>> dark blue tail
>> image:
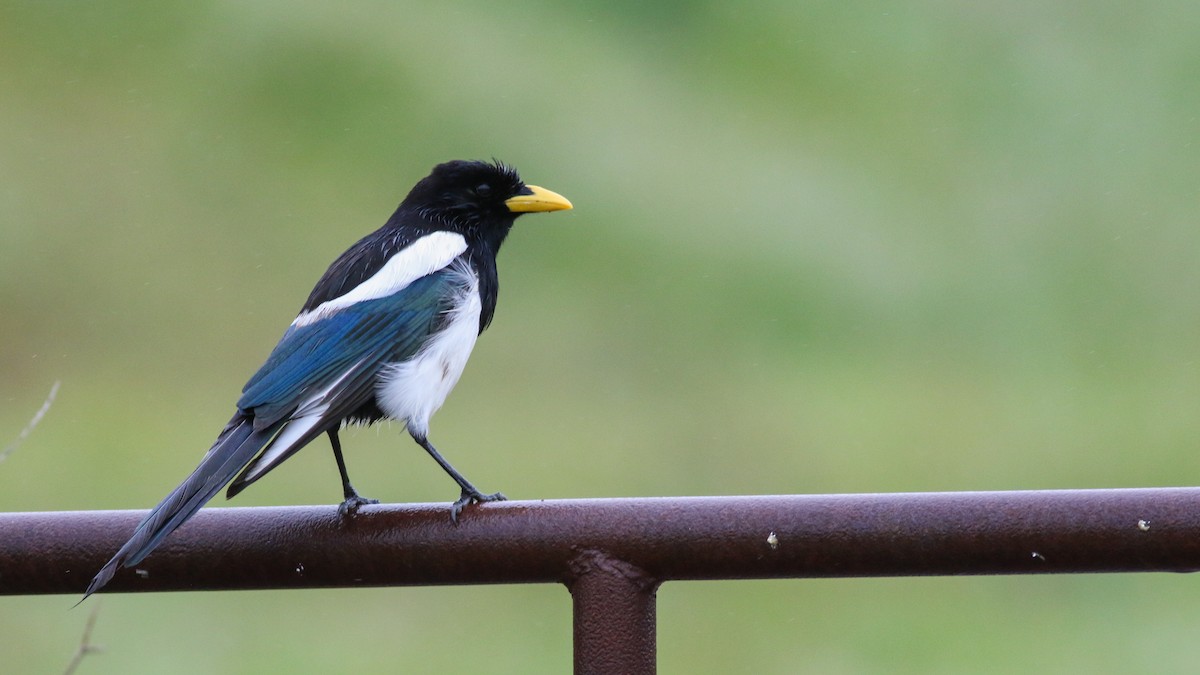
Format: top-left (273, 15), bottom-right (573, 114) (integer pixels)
top-left (82, 413), bottom-right (279, 600)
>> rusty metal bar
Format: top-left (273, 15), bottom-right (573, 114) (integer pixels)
top-left (3, 489), bottom-right (1200, 596)
top-left (567, 549), bottom-right (658, 675)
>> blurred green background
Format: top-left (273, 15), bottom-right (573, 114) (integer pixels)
top-left (3, 1), bottom-right (1199, 672)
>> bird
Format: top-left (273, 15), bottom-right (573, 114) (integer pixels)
top-left (83, 159), bottom-right (572, 599)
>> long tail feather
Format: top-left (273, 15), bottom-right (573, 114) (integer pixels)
top-left (82, 413), bottom-right (279, 600)
top-left (225, 414), bottom-right (329, 499)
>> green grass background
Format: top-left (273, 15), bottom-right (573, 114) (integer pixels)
top-left (3, 1), bottom-right (1199, 672)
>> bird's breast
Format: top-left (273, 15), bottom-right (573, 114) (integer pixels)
top-left (375, 262), bottom-right (482, 437)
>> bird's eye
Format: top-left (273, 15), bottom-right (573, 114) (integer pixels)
top-left (475, 183), bottom-right (492, 198)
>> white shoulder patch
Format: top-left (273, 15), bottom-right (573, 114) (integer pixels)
top-left (293, 231), bottom-right (468, 327)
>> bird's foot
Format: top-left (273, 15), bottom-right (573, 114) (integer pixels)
top-left (449, 489), bottom-right (507, 525)
top-left (337, 493), bottom-right (380, 517)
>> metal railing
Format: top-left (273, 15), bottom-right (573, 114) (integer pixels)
top-left (4, 489), bottom-right (1200, 674)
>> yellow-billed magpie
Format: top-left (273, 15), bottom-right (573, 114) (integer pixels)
top-left (84, 160), bottom-right (571, 598)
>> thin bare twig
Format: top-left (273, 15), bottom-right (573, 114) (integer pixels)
top-left (62, 603), bottom-right (103, 675)
top-left (0, 380), bottom-right (60, 463)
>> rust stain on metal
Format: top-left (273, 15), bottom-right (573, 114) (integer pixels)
top-left (4, 488), bottom-right (1200, 597)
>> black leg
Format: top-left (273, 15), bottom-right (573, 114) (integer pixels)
top-left (328, 429), bottom-right (378, 516)
top-left (411, 432), bottom-right (505, 524)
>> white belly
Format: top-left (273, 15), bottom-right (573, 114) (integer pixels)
top-left (375, 263), bottom-right (481, 437)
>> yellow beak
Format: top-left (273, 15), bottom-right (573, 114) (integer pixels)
top-left (505, 185), bottom-right (573, 213)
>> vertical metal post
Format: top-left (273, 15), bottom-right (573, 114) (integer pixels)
top-left (568, 549), bottom-right (659, 675)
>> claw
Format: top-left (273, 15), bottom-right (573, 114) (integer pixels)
top-left (449, 489), bottom-right (507, 525)
top-left (337, 494), bottom-right (379, 518)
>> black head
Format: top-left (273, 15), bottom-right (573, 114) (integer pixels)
top-left (400, 160), bottom-right (571, 234)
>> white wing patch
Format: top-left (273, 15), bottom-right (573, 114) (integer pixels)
top-left (376, 259), bottom-right (481, 437)
top-left (292, 231), bottom-right (468, 328)
top-left (237, 361), bottom-right (364, 485)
